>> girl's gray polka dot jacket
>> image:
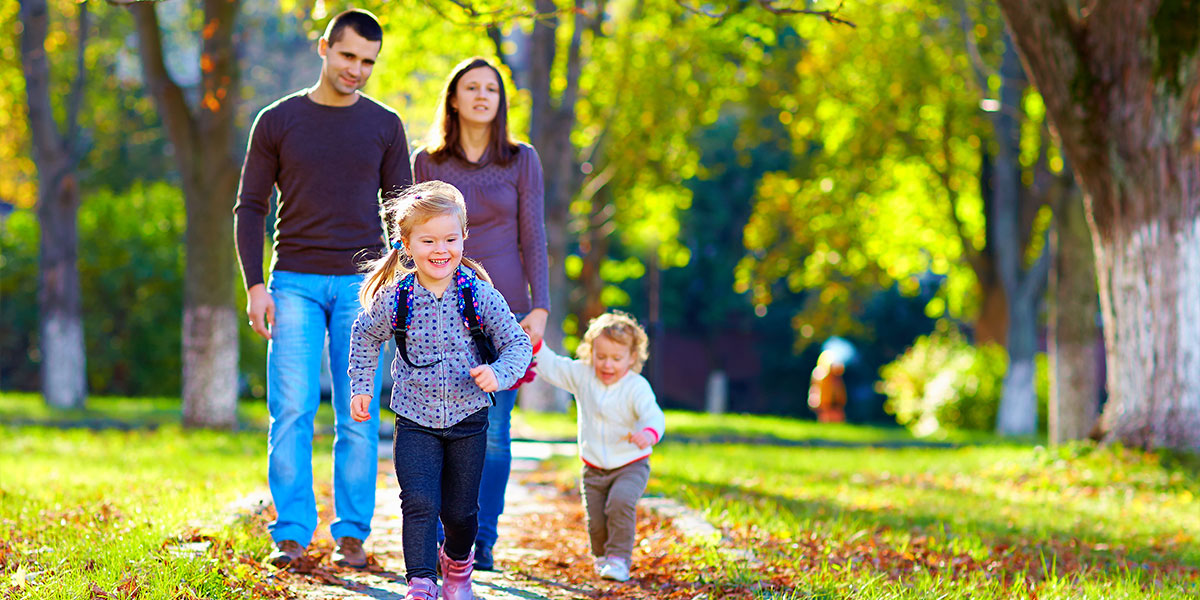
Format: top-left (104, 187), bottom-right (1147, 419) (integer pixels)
top-left (349, 268), bottom-right (533, 429)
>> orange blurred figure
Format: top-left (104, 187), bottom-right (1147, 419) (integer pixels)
top-left (808, 351), bottom-right (847, 423)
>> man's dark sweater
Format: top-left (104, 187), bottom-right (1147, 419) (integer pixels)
top-left (234, 91), bottom-right (412, 289)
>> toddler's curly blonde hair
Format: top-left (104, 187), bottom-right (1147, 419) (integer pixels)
top-left (576, 311), bottom-right (650, 373)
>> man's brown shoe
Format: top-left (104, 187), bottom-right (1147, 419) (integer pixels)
top-left (266, 540), bottom-right (304, 568)
top-left (332, 536), bottom-right (367, 568)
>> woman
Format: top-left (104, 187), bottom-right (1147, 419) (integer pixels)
top-left (412, 56), bottom-right (550, 572)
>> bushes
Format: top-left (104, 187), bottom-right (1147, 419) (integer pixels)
top-left (0, 182), bottom-right (267, 397)
top-left (878, 322), bottom-right (1021, 436)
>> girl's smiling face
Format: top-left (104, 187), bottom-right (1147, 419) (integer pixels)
top-left (404, 214), bottom-right (464, 294)
top-left (591, 334), bottom-right (636, 386)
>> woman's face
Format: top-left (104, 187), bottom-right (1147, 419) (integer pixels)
top-left (450, 66), bottom-right (501, 128)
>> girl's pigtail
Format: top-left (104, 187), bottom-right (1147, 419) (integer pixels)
top-left (359, 245), bottom-right (404, 307)
top-left (461, 257), bottom-right (492, 285)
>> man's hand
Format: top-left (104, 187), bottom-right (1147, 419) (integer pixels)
top-left (470, 364), bottom-right (499, 393)
top-left (247, 283), bottom-right (275, 340)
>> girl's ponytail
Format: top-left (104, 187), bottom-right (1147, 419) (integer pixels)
top-left (359, 248), bottom-right (405, 307)
top-left (461, 257), bottom-right (492, 285)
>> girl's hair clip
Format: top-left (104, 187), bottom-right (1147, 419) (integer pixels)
top-left (391, 241), bottom-right (403, 250)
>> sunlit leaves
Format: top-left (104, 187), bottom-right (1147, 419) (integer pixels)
top-left (736, 0), bottom-right (998, 340)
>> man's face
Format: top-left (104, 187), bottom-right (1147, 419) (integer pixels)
top-left (318, 28), bottom-right (381, 96)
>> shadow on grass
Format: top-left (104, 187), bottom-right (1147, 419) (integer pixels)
top-left (655, 473), bottom-right (1200, 572)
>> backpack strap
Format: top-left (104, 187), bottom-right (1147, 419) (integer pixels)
top-left (456, 267), bottom-right (499, 406)
top-left (392, 274), bottom-right (440, 369)
top-left (459, 277), bottom-right (498, 364)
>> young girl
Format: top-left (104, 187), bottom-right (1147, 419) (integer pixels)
top-left (348, 180), bottom-right (532, 600)
top-left (532, 311), bottom-right (665, 583)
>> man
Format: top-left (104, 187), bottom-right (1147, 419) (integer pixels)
top-left (234, 8), bottom-right (411, 569)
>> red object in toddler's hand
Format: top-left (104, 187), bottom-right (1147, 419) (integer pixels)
top-left (507, 339), bottom-right (542, 390)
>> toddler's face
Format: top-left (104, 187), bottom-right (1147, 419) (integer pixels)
top-left (404, 214), bottom-right (464, 290)
top-left (591, 334), bottom-right (636, 386)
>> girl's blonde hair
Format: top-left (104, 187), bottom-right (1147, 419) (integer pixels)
top-left (576, 311), bottom-right (650, 372)
top-left (359, 180), bottom-right (490, 307)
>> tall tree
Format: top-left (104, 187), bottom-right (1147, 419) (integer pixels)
top-left (996, 1), bottom-right (1200, 450)
top-left (1049, 185), bottom-right (1101, 443)
top-left (19, 0), bottom-right (89, 408)
top-left (120, 0), bottom-right (241, 428)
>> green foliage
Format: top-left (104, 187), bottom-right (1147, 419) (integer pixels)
top-left (878, 322), bottom-right (1008, 436)
top-left (736, 1), bottom-right (995, 344)
top-left (0, 212), bottom-right (39, 388)
top-left (0, 183), bottom-right (267, 397)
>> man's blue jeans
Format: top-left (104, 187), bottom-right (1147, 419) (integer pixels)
top-left (266, 270), bottom-right (381, 547)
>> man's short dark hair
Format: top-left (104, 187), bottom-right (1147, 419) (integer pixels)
top-left (323, 9), bottom-right (383, 46)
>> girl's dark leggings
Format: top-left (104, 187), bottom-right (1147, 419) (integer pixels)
top-left (392, 407), bottom-right (489, 582)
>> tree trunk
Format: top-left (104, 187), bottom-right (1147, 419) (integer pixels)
top-left (996, 290), bottom-right (1039, 435)
top-left (997, 0), bottom-right (1200, 450)
top-left (519, 0), bottom-right (584, 412)
top-left (20, 0), bottom-right (88, 409)
top-left (974, 279), bottom-right (1008, 345)
top-left (1048, 189), bottom-right (1100, 444)
top-left (36, 172), bottom-right (86, 409)
top-left (991, 35), bottom-right (1047, 436)
top-left (1095, 196), bottom-right (1200, 449)
top-left (129, 0), bottom-right (240, 427)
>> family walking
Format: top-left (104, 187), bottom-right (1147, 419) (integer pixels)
top-left (232, 9), bottom-right (665, 599)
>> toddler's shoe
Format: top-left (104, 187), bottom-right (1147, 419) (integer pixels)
top-left (592, 555), bottom-right (610, 576)
top-left (404, 576), bottom-right (437, 600)
top-left (599, 556), bottom-right (630, 582)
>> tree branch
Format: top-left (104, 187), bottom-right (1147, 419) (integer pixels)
top-left (65, 0), bottom-right (90, 164)
top-left (558, 0), bottom-right (585, 124)
top-left (486, 24), bottom-right (509, 71)
top-left (955, 0), bottom-right (992, 94)
top-left (755, 0), bottom-right (854, 27)
top-left (19, 0), bottom-right (62, 166)
top-left (127, 0), bottom-right (196, 169)
top-left (935, 103), bottom-right (987, 281)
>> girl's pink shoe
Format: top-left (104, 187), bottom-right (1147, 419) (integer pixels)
top-left (405, 576), bottom-right (437, 600)
top-left (438, 544), bottom-right (476, 600)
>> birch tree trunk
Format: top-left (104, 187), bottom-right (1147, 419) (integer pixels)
top-left (1049, 189), bottom-right (1101, 444)
top-left (129, 0), bottom-right (240, 427)
top-left (996, 0), bottom-right (1200, 450)
top-left (20, 0), bottom-right (89, 409)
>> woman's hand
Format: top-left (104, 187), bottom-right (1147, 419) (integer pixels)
top-left (520, 309), bottom-right (549, 347)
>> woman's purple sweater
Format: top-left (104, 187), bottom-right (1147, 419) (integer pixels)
top-left (412, 143), bottom-right (550, 314)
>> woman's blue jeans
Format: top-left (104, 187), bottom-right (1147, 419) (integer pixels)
top-left (475, 387), bottom-right (518, 549)
top-left (266, 271), bottom-right (382, 547)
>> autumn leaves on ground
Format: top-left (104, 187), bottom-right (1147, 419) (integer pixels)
top-left (2, 394), bottom-right (1198, 599)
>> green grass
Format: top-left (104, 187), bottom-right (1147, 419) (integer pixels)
top-left (537, 411), bottom-right (1200, 598)
top-left (0, 393), bottom-right (336, 599)
top-left (0, 391), bottom-right (337, 431)
top-left (515, 406), bottom-right (1005, 446)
